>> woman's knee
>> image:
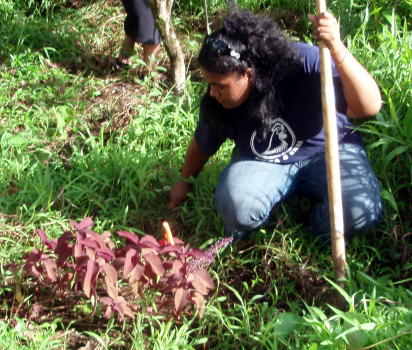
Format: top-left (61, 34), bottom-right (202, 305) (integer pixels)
top-left (311, 196), bottom-right (382, 239)
top-left (215, 186), bottom-right (271, 231)
top-left (341, 174), bottom-right (382, 233)
top-left (343, 195), bottom-right (383, 233)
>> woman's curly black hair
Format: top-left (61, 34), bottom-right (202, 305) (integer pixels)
top-left (198, 9), bottom-right (302, 139)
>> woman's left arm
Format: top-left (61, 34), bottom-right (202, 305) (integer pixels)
top-left (308, 12), bottom-right (382, 118)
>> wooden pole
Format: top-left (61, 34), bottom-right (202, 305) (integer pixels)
top-left (316, 0), bottom-right (346, 284)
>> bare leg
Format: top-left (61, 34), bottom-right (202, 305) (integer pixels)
top-left (117, 38), bottom-right (160, 70)
top-left (143, 43), bottom-right (161, 67)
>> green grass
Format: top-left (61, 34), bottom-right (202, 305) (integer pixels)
top-left (0, 0), bottom-right (411, 348)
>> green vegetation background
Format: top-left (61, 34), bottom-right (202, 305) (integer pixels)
top-left (0, 0), bottom-right (411, 348)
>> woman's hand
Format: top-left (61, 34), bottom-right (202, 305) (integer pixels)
top-left (308, 12), bottom-right (381, 118)
top-left (168, 137), bottom-right (210, 211)
top-left (168, 180), bottom-right (193, 211)
top-left (308, 12), bottom-right (345, 61)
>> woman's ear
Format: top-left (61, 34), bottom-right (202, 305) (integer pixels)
top-left (245, 67), bottom-right (255, 82)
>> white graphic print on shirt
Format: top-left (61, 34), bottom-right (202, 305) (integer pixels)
top-left (250, 118), bottom-right (303, 163)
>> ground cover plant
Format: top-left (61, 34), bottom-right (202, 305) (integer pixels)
top-left (18, 218), bottom-right (228, 321)
top-left (0, 0), bottom-right (411, 349)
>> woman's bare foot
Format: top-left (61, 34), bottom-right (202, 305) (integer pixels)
top-left (116, 35), bottom-right (135, 69)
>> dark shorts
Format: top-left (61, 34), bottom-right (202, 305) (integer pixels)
top-left (121, 0), bottom-right (161, 44)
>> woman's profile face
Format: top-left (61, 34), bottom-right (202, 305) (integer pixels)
top-left (201, 68), bottom-right (254, 109)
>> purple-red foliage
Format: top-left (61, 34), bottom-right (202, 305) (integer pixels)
top-left (21, 218), bottom-right (229, 320)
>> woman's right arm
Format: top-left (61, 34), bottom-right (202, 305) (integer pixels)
top-left (168, 137), bottom-right (210, 210)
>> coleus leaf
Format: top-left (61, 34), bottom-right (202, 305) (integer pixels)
top-left (83, 259), bottom-right (97, 298)
top-left (85, 246), bottom-right (96, 260)
top-left (139, 235), bottom-right (159, 248)
top-left (193, 268), bottom-right (214, 289)
top-left (161, 282), bottom-right (179, 294)
top-left (170, 260), bottom-right (184, 275)
top-left (190, 268), bottom-right (214, 295)
top-left (33, 303), bottom-right (41, 312)
top-left (141, 247), bottom-right (159, 255)
top-left (103, 305), bottom-right (114, 320)
top-left (102, 263), bottom-right (117, 287)
top-left (113, 256), bottom-right (125, 271)
top-left (191, 278), bottom-right (209, 295)
top-left (186, 272), bottom-right (196, 283)
top-left (54, 231), bottom-right (73, 264)
top-left (174, 287), bottom-right (189, 312)
top-left (129, 263), bottom-right (145, 284)
top-left (182, 244), bottom-right (191, 255)
top-left (99, 296), bottom-right (114, 306)
top-left (82, 238), bottom-right (99, 250)
top-left (105, 274), bottom-right (118, 300)
top-left (98, 247), bottom-right (115, 262)
top-left (71, 217), bottom-right (94, 231)
top-left (89, 233), bottom-right (108, 249)
top-left (113, 296), bottom-right (134, 319)
top-left (141, 247), bottom-right (158, 256)
top-left (130, 280), bottom-right (139, 295)
top-left (101, 231), bottom-right (115, 249)
top-left (49, 239), bottom-right (58, 251)
top-left (192, 291), bottom-right (206, 318)
top-left (117, 231), bottom-right (139, 245)
top-left (25, 251), bottom-right (54, 281)
top-left (159, 245), bottom-right (182, 255)
top-left (57, 230), bottom-right (73, 244)
top-left (74, 234), bottom-right (84, 258)
top-left (24, 249), bottom-right (42, 267)
top-left (144, 252), bottom-right (165, 277)
top-left (36, 229), bottom-right (48, 244)
top-left (96, 256), bottom-right (106, 267)
top-left (36, 229), bottom-right (57, 251)
top-left (43, 258), bottom-right (57, 282)
top-left (25, 253), bottom-right (42, 278)
top-left (163, 262), bottom-right (185, 284)
top-left (75, 255), bottom-right (89, 269)
top-left (123, 248), bottom-right (138, 277)
top-left (58, 272), bottom-right (74, 290)
top-left (122, 303), bottom-right (135, 319)
top-left (188, 248), bottom-right (206, 259)
top-left (162, 261), bottom-right (173, 270)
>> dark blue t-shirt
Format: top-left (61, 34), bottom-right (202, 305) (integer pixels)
top-left (195, 43), bottom-right (363, 164)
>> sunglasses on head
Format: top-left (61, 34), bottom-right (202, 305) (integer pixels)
top-left (205, 37), bottom-right (241, 60)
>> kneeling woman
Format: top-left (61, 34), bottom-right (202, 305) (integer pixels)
top-left (169, 9), bottom-right (382, 241)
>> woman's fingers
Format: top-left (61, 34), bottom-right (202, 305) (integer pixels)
top-left (308, 12), bottom-right (341, 50)
top-left (168, 181), bottom-right (192, 211)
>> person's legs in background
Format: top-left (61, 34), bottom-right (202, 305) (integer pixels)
top-left (117, 0), bottom-right (161, 69)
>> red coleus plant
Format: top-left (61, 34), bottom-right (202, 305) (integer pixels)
top-left (21, 218), bottom-right (233, 320)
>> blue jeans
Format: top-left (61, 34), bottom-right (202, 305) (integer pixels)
top-left (215, 143), bottom-right (382, 240)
